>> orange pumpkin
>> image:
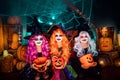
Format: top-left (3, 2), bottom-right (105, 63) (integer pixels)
top-left (17, 45), bottom-right (27, 61)
top-left (99, 37), bottom-right (113, 51)
top-left (33, 57), bottom-right (47, 64)
top-left (79, 53), bottom-right (97, 69)
top-left (52, 56), bottom-right (65, 69)
top-left (16, 61), bottom-right (27, 70)
top-left (33, 57), bottom-right (51, 72)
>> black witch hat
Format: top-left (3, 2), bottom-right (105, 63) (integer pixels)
top-left (24, 15), bottom-right (43, 40)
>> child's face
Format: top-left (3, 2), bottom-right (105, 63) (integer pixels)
top-left (55, 33), bottom-right (63, 43)
top-left (80, 33), bottom-right (88, 43)
top-left (34, 36), bottom-right (43, 46)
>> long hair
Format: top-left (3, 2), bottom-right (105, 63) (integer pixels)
top-left (50, 28), bottom-right (70, 59)
top-left (74, 31), bottom-right (98, 57)
top-left (26, 34), bottom-right (50, 64)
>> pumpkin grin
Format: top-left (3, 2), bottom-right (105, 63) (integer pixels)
top-left (55, 64), bottom-right (62, 67)
top-left (102, 45), bottom-right (108, 47)
top-left (88, 60), bottom-right (93, 63)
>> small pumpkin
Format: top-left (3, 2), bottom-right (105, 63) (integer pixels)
top-left (17, 45), bottom-right (27, 61)
top-left (99, 37), bottom-right (113, 51)
top-left (33, 57), bottom-right (51, 72)
top-left (52, 56), bottom-right (65, 69)
top-left (79, 53), bottom-right (97, 69)
top-left (16, 61), bottom-right (27, 70)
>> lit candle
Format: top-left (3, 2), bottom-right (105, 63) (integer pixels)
top-left (117, 34), bottom-right (120, 46)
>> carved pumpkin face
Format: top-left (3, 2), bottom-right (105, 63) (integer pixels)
top-left (99, 37), bottom-right (113, 51)
top-left (33, 57), bottom-right (51, 72)
top-left (79, 54), bottom-right (97, 69)
top-left (52, 56), bottom-right (64, 69)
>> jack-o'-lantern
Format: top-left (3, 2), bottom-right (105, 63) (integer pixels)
top-left (52, 56), bottom-right (65, 69)
top-left (33, 57), bottom-right (51, 72)
top-left (99, 37), bottom-right (113, 51)
top-left (79, 53), bottom-right (97, 69)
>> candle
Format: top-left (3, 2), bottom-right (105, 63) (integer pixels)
top-left (117, 34), bottom-right (120, 46)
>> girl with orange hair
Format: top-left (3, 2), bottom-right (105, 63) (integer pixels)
top-left (49, 25), bottom-right (71, 80)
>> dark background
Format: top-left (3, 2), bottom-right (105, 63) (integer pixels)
top-left (0, 0), bottom-right (120, 30)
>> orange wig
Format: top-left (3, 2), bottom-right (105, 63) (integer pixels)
top-left (50, 27), bottom-right (70, 66)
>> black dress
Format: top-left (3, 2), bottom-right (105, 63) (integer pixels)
top-left (70, 48), bottom-right (103, 80)
top-left (19, 52), bottom-right (53, 80)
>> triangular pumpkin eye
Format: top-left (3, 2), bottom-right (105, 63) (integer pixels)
top-left (86, 57), bottom-right (89, 59)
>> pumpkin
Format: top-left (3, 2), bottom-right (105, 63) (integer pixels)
top-left (33, 57), bottom-right (47, 64)
top-left (99, 37), bottom-right (113, 51)
top-left (33, 57), bottom-right (51, 72)
top-left (7, 16), bottom-right (21, 25)
top-left (17, 45), bottom-right (27, 61)
top-left (52, 56), bottom-right (65, 69)
top-left (79, 53), bottom-right (97, 69)
top-left (11, 33), bottom-right (19, 49)
top-left (16, 61), bottom-right (27, 70)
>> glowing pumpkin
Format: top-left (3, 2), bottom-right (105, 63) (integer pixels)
top-left (52, 56), bottom-right (65, 69)
top-left (33, 57), bottom-right (51, 72)
top-left (99, 37), bottom-right (113, 51)
top-left (79, 53), bottom-right (97, 69)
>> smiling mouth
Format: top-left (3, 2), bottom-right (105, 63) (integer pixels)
top-left (57, 39), bottom-right (61, 41)
top-left (82, 39), bottom-right (86, 41)
top-left (37, 42), bottom-right (41, 44)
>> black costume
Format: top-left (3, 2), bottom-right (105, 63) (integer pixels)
top-left (19, 52), bottom-right (53, 80)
